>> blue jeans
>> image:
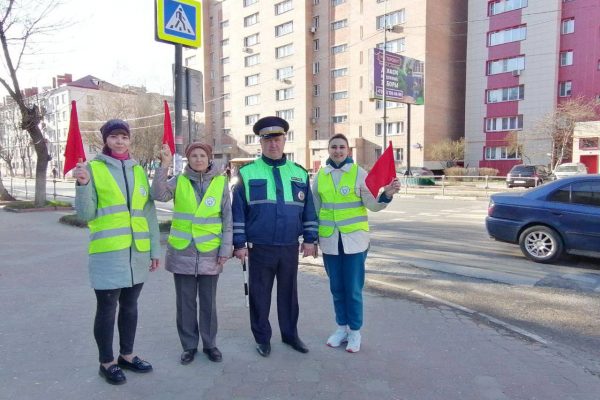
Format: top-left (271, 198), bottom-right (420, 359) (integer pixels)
top-left (322, 239), bottom-right (367, 331)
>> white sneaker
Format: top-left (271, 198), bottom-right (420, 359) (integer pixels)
top-left (326, 326), bottom-right (348, 347)
top-left (345, 330), bottom-right (361, 353)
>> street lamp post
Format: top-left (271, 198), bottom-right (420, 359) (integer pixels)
top-left (382, 0), bottom-right (388, 153)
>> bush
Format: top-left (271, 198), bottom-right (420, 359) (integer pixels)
top-left (4, 200), bottom-right (72, 209)
top-left (59, 214), bottom-right (88, 228)
top-left (443, 167), bottom-right (499, 177)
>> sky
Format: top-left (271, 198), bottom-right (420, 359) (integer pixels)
top-left (5, 0), bottom-right (176, 96)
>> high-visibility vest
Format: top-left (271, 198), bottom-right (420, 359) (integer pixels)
top-left (317, 164), bottom-right (369, 238)
top-left (168, 175), bottom-right (226, 253)
top-left (88, 161), bottom-right (150, 254)
top-left (239, 157), bottom-right (308, 206)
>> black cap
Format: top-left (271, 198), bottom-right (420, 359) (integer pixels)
top-left (253, 116), bottom-right (289, 138)
top-left (100, 119), bottom-right (130, 143)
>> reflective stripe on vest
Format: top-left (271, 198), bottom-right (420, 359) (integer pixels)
top-left (317, 164), bottom-right (369, 237)
top-left (239, 158), bottom-right (308, 206)
top-left (88, 161), bottom-right (150, 254)
top-left (168, 175), bottom-right (226, 253)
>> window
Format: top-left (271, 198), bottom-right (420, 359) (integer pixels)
top-left (486, 85), bottom-right (525, 103)
top-left (488, 25), bottom-right (526, 46)
top-left (487, 55), bottom-right (525, 75)
top-left (285, 153), bottom-right (295, 161)
top-left (331, 19), bottom-right (348, 30)
top-left (375, 100), bottom-right (403, 109)
top-left (244, 13), bottom-right (259, 27)
top-left (313, 107), bottom-right (320, 119)
top-left (376, 38), bottom-right (405, 53)
top-left (222, 111), bottom-right (231, 117)
top-left (550, 182), bottom-right (600, 206)
top-left (484, 146), bottom-right (520, 160)
top-left (245, 54), bottom-right (260, 67)
top-left (560, 50), bottom-right (573, 66)
top-left (332, 0), bottom-right (345, 5)
top-left (376, 9), bottom-right (405, 30)
top-left (332, 115), bottom-right (348, 123)
top-left (580, 138), bottom-right (599, 150)
top-left (332, 68), bottom-right (348, 78)
top-left (245, 94), bottom-right (260, 106)
top-left (275, 21), bottom-right (293, 37)
top-left (312, 16), bottom-right (319, 28)
top-left (331, 91), bottom-right (348, 100)
top-left (276, 109), bottom-right (294, 120)
top-left (484, 115), bottom-right (523, 132)
top-left (244, 33), bottom-right (260, 46)
top-left (245, 134), bottom-right (259, 145)
top-left (276, 87), bottom-right (294, 100)
top-left (331, 44), bottom-right (347, 54)
top-left (561, 18), bottom-right (574, 34)
top-left (395, 148), bottom-right (404, 162)
top-left (222, 75), bottom-right (230, 82)
top-left (375, 122), bottom-right (403, 136)
top-left (220, 20), bottom-right (229, 29)
top-left (276, 66), bottom-right (294, 80)
top-left (244, 0), bottom-right (257, 6)
top-left (223, 128), bottom-right (231, 136)
top-left (313, 85), bottom-right (320, 96)
top-left (559, 81), bottom-right (572, 97)
top-left (245, 74), bottom-right (260, 86)
top-left (313, 39), bottom-right (319, 51)
top-left (489, 0), bottom-right (528, 16)
top-left (221, 57), bottom-right (230, 64)
top-left (245, 114), bottom-right (260, 125)
top-left (275, 0), bottom-right (293, 15)
top-left (313, 62), bottom-right (320, 74)
top-left (276, 43), bottom-right (294, 58)
top-left (221, 38), bottom-right (229, 46)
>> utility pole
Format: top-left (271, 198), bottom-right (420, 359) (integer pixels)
top-left (382, 0), bottom-right (388, 153)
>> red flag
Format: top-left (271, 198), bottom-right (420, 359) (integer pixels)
top-left (163, 100), bottom-right (175, 155)
top-left (365, 141), bottom-right (396, 197)
top-left (63, 101), bottom-right (85, 175)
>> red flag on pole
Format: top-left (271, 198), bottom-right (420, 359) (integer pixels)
top-left (365, 141), bottom-right (396, 198)
top-left (63, 100), bottom-right (85, 175)
top-left (163, 100), bottom-right (175, 155)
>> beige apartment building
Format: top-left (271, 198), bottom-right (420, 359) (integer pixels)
top-left (185, 0), bottom-right (467, 171)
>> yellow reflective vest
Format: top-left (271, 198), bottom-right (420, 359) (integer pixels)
top-left (88, 161), bottom-right (150, 254)
top-left (168, 175), bottom-right (226, 253)
top-left (317, 164), bottom-right (369, 238)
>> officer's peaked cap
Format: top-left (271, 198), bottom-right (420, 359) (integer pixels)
top-left (253, 116), bottom-right (289, 138)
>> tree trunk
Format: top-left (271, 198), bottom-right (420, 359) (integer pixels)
top-left (0, 174), bottom-right (16, 201)
top-left (21, 107), bottom-right (48, 207)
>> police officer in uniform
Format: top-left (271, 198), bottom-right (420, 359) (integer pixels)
top-left (232, 116), bottom-right (318, 357)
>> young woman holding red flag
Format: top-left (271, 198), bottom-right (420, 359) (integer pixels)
top-left (312, 134), bottom-right (400, 353)
top-left (73, 119), bottom-right (160, 385)
top-left (151, 142), bottom-right (232, 365)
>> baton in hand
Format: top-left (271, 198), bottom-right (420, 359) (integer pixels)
top-left (241, 257), bottom-right (249, 308)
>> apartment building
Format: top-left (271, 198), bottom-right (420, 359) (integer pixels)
top-left (464, 0), bottom-right (600, 175)
top-left (186, 0), bottom-right (467, 171)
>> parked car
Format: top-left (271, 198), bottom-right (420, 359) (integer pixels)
top-left (486, 175), bottom-right (600, 263)
top-left (506, 164), bottom-right (550, 188)
top-left (397, 167), bottom-right (434, 177)
top-left (553, 162), bottom-right (588, 179)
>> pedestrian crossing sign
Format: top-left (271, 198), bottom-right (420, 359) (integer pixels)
top-left (156, 0), bottom-right (202, 48)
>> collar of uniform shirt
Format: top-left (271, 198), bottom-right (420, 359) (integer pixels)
top-left (261, 154), bottom-right (287, 167)
top-left (326, 157), bottom-right (353, 169)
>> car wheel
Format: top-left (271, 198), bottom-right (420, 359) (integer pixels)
top-left (518, 226), bottom-right (563, 263)
top-left (507, 184), bottom-right (513, 188)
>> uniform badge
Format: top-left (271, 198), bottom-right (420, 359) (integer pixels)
top-left (298, 191), bottom-right (305, 201)
top-left (139, 187), bottom-right (147, 197)
top-left (205, 196), bottom-right (216, 207)
top-left (340, 186), bottom-right (350, 196)
top-left (291, 177), bottom-right (303, 182)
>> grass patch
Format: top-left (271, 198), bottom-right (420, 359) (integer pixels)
top-left (59, 214), bottom-right (88, 228)
top-left (4, 200), bottom-right (72, 209)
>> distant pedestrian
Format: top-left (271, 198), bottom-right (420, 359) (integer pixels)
top-left (312, 133), bottom-right (400, 353)
top-left (51, 167), bottom-right (58, 179)
top-left (74, 119), bottom-right (160, 385)
top-left (232, 116), bottom-right (318, 358)
top-left (151, 142), bottom-right (232, 365)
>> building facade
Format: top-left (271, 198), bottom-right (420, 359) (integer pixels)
top-left (464, 0), bottom-right (600, 175)
top-left (185, 0), bottom-right (467, 171)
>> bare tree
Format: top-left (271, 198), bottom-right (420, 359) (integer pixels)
top-left (0, 0), bottom-right (65, 206)
top-left (428, 138), bottom-right (465, 168)
top-left (536, 96), bottom-right (598, 170)
top-left (505, 130), bottom-right (530, 164)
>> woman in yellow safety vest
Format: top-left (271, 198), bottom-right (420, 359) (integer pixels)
top-left (74, 119), bottom-right (160, 385)
top-left (151, 142), bottom-right (232, 365)
top-left (312, 134), bottom-right (401, 353)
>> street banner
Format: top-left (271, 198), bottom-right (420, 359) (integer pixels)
top-left (370, 48), bottom-right (424, 105)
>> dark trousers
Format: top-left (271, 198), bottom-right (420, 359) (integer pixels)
top-left (174, 273), bottom-right (219, 351)
top-left (93, 283), bottom-right (144, 364)
top-left (248, 244), bottom-right (300, 344)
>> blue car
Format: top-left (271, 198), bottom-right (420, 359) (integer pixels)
top-left (486, 175), bottom-right (600, 263)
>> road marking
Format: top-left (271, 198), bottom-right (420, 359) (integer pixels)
top-left (367, 277), bottom-right (548, 345)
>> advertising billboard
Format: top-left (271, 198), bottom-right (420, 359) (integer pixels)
top-left (370, 48), bottom-right (424, 105)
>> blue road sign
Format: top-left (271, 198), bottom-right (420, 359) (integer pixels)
top-left (156, 0), bottom-right (202, 48)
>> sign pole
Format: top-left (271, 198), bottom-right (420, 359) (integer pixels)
top-left (174, 44), bottom-right (183, 156)
top-left (406, 103), bottom-right (411, 176)
top-left (382, 0), bottom-right (388, 153)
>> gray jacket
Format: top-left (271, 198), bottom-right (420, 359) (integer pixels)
top-left (75, 154), bottom-right (161, 290)
top-left (151, 165), bottom-right (233, 275)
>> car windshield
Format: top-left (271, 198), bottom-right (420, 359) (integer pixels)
top-left (555, 165), bottom-right (578, 172)
top-left (511, 166), bottom-right (534, 173)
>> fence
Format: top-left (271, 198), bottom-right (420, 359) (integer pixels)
top-left (5, 177), bottom-right (76, 202)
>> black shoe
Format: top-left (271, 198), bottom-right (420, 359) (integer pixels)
top-left (98, 364), bottom-right (126, 385)
top-left (180, 349), bottom-right (197, 365)
top-left (256, 342), bottom-right (271, 357)
top-left (117, 356), bottom-right (153, 373)
top-left (203, 347), bottom-right (223, 363)
top-left (282, 337), bottom-right (309, 353)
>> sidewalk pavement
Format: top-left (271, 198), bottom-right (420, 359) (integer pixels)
top-left (1, 210), bottom-right (600, 400)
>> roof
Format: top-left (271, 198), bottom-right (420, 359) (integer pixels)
top-left (67, 75), bottom-right (127, 93)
